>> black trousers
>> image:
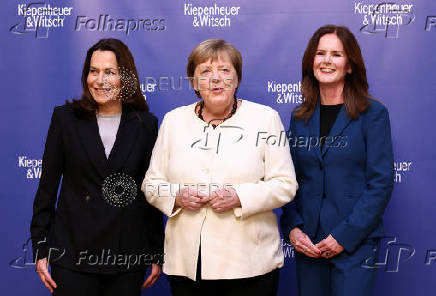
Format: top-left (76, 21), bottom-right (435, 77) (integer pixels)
top-left (51, 265), bottom-right (146, 296)
top-left (168, 248), bottom-right (280, 296)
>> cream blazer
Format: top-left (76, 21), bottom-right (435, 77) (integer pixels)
top-left (142, 100), bottom-right (297, 280)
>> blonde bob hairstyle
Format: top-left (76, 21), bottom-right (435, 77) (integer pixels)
top-left (187, 39), bottom-right (242, 98)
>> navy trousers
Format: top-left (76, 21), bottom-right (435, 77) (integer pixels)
top-left (295, 227), bottom-right (379, 296)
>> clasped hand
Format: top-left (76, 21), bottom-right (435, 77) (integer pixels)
top-left (174, 187), bottom-right (241, 213)
top-left (289, 227), bottom-right (344, 259)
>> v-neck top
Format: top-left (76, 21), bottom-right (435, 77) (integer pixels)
top-left (320, 104), bottom-right (343, 147)
top-left (96, 112), bottom-right (122, 158)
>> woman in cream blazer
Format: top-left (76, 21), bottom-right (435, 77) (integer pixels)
top-left (142, 39), bottom-right (297, 296)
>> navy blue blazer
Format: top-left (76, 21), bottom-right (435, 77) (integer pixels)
top-left (280, 99), bottom-right (394, 253)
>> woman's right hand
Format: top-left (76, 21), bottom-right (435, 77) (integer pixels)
top-left (175, 187), bottom-right (211, 211)
top-left (36, 258), bottom-right (57, 293)
top-left (290, 227), bottom-right (321, 258)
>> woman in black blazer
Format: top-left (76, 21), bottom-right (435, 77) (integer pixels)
top-left (30, 38), bottom-right (164, 296)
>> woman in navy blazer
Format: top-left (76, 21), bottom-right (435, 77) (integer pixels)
top-left (30, 39), bottom-right (164, 296)
top-left (281, 25), bottom-right (394, 296)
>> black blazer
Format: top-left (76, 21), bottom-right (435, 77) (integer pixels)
top-left (30, 103), bottom-right (164, 274)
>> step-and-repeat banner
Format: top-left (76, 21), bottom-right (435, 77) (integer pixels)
top-left (1, 0), bottom-right (435, 295)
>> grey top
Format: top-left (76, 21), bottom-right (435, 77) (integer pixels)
top-left (96, 112), bottom-right (122, 158)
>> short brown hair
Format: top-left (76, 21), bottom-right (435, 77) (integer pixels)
top-left (294, 25), bottom-right (371, 122)
top-left (187, 39), bottom-right (242, 98)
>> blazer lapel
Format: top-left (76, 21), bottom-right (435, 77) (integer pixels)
top-left (76, 114), bottom-right (110, 178)
top-left (321, 104), bottom-right (352, 156)
top-left (308, 101), bottom-right (323, 164)
top-left (106, 103), bottom-right (140, 173)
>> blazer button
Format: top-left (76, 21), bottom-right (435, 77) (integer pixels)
top-left (319, 163), bottom-right (323, 170)
top-left (85, 195), bottom-right (91, 201)
top-left (322, 193), bottom-right (326, 198)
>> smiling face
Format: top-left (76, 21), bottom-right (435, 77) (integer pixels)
top-left (313, 33), bottom-right (352, 88)
top-left (87, 50), bottom-right (121, 105)
top-left (193, 51), bottom-right (239, 109)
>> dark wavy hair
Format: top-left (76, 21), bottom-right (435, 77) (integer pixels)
top-left (67, 38), bottom-right (148, 117)
top-left (294, 25), bottom-right (371, 123)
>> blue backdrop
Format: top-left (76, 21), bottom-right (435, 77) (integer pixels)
top-left (1, 0), bottom-right (436, 295)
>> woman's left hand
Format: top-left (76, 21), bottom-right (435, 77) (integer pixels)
top-left (316, 235), bottom-right (344, 259)
top-left (141, 264), bottom-right (162, 289)
top-left (209, 187), bottom-right (241, 213)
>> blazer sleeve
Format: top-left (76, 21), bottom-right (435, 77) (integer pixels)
top-left (331, 104), bottom-right (394, 253)
top-left (141, 114), bottom-right (182, 217)
top-left (232, 110), bottom-right (298, 219)
top-left (30, 107), bottom-right (65, 261)
top-left (280, 114), bottom-right (304, 243)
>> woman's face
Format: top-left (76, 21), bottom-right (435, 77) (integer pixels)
top-left (87, 50), bottom-right (121, 105)
top-left (313, 33), bottom-right (351, 88)
top-left (193, 51), bottom-right (239, 108)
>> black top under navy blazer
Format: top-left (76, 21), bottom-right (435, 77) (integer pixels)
top-left (30, 103), bottom-right (164, 274)
top-left (281, 98), bottom-right (394, 253)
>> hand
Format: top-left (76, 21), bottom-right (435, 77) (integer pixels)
top-left (289, 227), bottom-right (321, 258)
top-left (209, 187), bottom-right (241, 213)
top-left (316, 234), bottom-right (344, 259)
top-left (141, 264), bottom-right (161, 289)
top-left (36, 258), bottom-right (57, 293)
top-left (175, 187), bottom-right (211, 211)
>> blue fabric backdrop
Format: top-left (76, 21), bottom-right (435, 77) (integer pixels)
top-left (1, 0), bottom-right (435, 295)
